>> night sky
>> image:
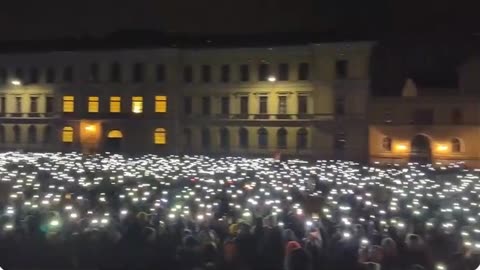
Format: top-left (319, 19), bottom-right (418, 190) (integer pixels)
top-left (0, 0), bottom-right (476, 40)
top-left (1, 0), bottom-right (478, 96)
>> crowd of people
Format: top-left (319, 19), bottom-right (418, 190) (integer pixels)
top-left (0, 151), bottom-right (479, 270)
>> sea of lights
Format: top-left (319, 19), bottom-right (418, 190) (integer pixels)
top-left (0, 151), bottom-right (479, 255)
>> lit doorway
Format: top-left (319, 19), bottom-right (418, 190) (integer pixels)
top-left (410, 134), bottom-right (431, 163)
top-left (105, 130), bottom-right (123, 152)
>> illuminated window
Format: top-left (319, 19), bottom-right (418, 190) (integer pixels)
top-left (132, 96), bottom-right (143, 113)
top-left (110, 96), bottom-right (121, 113)
top-left (155, 96), bottom-right (167, 113)
top-left (88, 96), bottom-right (99, 113)
top-left (154, 128), bottom-right (166, 144)
top-left (62, 126), bottom-right (73, 143)
top-left (63, 96), bottom-right (74, 112)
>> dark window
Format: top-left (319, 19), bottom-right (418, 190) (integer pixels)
top-left (0, 125), bottom-right (4, 143)
top-left (156, 64), bottom-right (166, 82)
top-left (221, 97), bottom-right (230, 115)
top-left (202, 97), bottom-right (211, 115)
top-left (132, 62), bottom-right (144, 82)
top-left (28, 125), bottom-right (36, 144)
top-left (29, 68), bottom-right (39, 83)
top-left (383, 137), bottom-right (392, 151)
top-left (30, 96), bottom-right (38, 113)
top-left (278, 63), bottom-right (289, 81)
top-left (219, 128), bottom-right (230, 150)
top-left (335, 97), bottom-right (345, 116)
top-left (15, 68), bottom-right (24, 81)
top-left (44, 126), bottom-right (52, 144)
top-left (15, 96), bottom-right (22, 113)
top-left (221, 65), bottom-right (230, 82)
top-left (277, 128), bottom-right (287, 149)
top-left (240, 96), bottom-right (249, 115)
top-left (298, 63), bottom-right (309, 80)
top-left (451, 138), bottom-right (461, 153)
top-left (0, 69), bottom-right (6, 84)
top-left (46, 97), bottom-right (54, 113)
top-left (298, 95), bottom-right (308, 114)
top-left (13, 125), bottom-right (20, 143)
top-left (335, 132), bottom-right (346, 151)
top-left (184, 97), bottom-right (192, 115)
top-left (201, 65), bottom-right (211, 83)
top-left (201, 128), bottom-right (211, 150)
top-left (111, 62), bottom-right (122, 82)
top-left (0, 97), bottom-right (5, 113)
top-left (258, 64), bottom-right (269, 81)
top-left (259, 96), bottom-right (268, 114)
top-left (63, 66), bottom-right (73, 82)
top-left (297, 128), bottom-right (308, 149)
top-left (239, 128), bottom-right (248, 149)
top-left (258, 128), bottom-right (268, 148)
top-left (278, 96), bottom-right (287, 114)
top-left (183, 128), bottom-right (192, 149)
top-left (412, 109), bottom-right (434, 125)
top-left (184, 66), bottom-right (193, 83)
top-left (89, 63), bottom-right (99, 82)
top-left (46, 67), bottom-right (55, 83)
top-left (240, 64), bottom-right (249, 82)
top-left (336, 60), bottom-right (348, 79)
top-left (384, 110), bottom-right (393, 124)
top-left (452, 108), bottom-right (463, 124)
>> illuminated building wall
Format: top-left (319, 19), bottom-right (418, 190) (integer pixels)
top-left (369, 78), bottom-right (480, 167)
top-left (0, 43), bottom-right (373, 160)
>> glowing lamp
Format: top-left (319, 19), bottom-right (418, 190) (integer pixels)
top-left (85, 125), bottom-right (96, 132)
top-left (436, 144), bottom-right (448, 152)
top-left (268, 76), bottom-right (276, 82)
top-left (11, 80), bottom-right (22, 86)
top-left (395, 144), bottom-right (407, 151)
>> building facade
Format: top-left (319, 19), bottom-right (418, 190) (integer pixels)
top-left (369, 74), bottom-right (480, 167)
top-left (0, 42), bottom-right (373, 160)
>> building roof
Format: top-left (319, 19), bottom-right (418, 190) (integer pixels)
top-left (0, 31), bottom-right (375, 54)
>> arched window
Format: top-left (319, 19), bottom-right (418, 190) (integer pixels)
top-left (62, 126), bottom-right (73, 143)
top-left (451, 138), bottom-right (461, 153)
top-left (219, 128), bottom-right (230, 150)
top-left (183, 128), bottom-right (192, 149)
top-left (277, 128), bottom-right (287, 149)
top-left (201, 128), bottom-right (211, 150)
top-left (107, 130), bottom-right (123, 138)
top-left (239, 127), bottom-right (249, 149)
top-left (258, 128), bottom-right (268, 149)
top-left (296, 128), bottom-right (308, 150)
top-left (13, 125), bottom-right (20, 143)
top-left (382, 137), bottom-right (392, 151)
top-left (44, 126), bottom-right (52, 144)
top-left (28, 125), bottom-right (36, 144)
top-left (154, 128), bottom-right (166, 144)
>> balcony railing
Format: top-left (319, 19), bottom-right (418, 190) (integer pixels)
top-left (186, 113), bottom-right (334, 121)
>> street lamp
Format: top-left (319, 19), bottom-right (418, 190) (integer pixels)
top-left (11, 79), bottom-right (22, 86)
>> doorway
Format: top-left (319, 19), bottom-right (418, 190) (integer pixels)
top-left (410, 134), bottom-right (431, 163)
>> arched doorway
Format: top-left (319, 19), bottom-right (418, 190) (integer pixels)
top-left (105, 130), bottom-right (123, 152)
top-left (410, 134), bottom-right (431, 163)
